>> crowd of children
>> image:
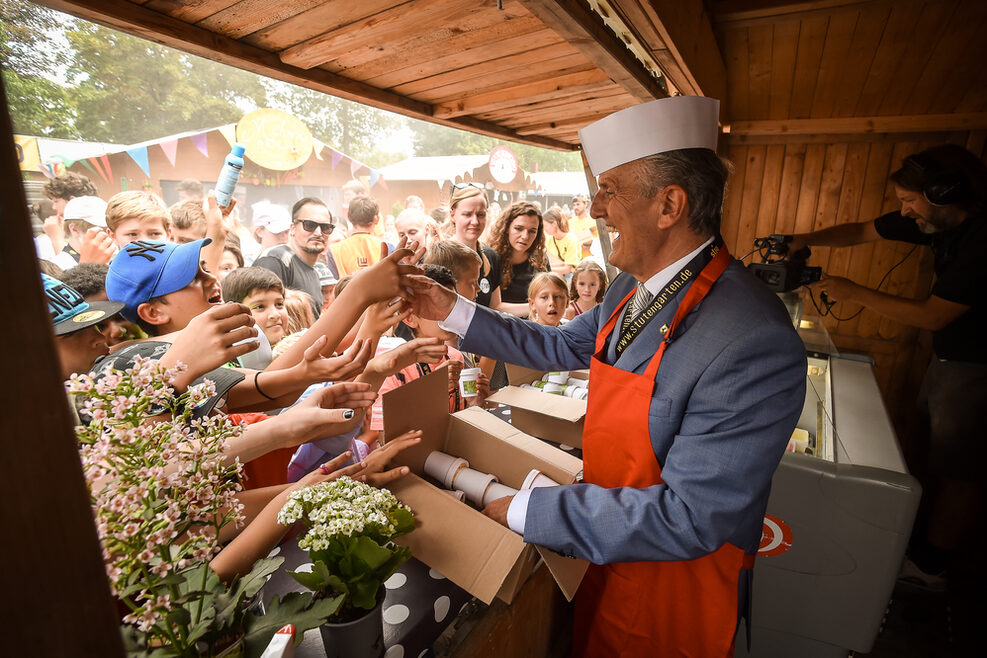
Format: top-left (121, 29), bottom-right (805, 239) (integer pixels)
top-left (35, 171), bottom-right (608, 591)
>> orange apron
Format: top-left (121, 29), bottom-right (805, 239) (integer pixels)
top-left (574, 247), bottom-right (754, 658)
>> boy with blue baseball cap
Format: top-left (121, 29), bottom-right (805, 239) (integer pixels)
top-left (106, 238), bottom-right (224, 336)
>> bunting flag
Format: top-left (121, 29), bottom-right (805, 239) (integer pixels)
top-left (330, 148), bottom-right (343, 169)
top-left (159, 139), bottom-right (178, 167)
top-left (38, 162), bottom-right (55, 178)
top-left (218, 124), bottom-right (237, 148)
top-left (312, 139), bottom-right (326, 161)
top-left (52, 154), bottom-right (76, 168)
top-left (100, 154), bottom-right (114, 182)
top-left (191, 132), bottom-right (209, 158)
top-left (368, 169), bottom-right (380, 188)
top-left (349, 158), bottom-right (362, 176)
top-left (78, 158), bottom-right (97, 176)
top-left (377, 175), bottom-right (388, 191)
top-left (126, 146), bottom-right (151, 177)
top-left (88, 156), bottom-right (108, 182)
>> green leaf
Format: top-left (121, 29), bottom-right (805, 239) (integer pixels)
top-left (349, 579), bottom-right (380, 610)
top-left (287, 567), bottom-right (329, 593)
top-left (391, 508), bottom-right (415, 536)
top-left (165, 607), bottom-right (191, 627)
top-left (242, 592), bottom-right (343, 658)
top-left (352, 536), bottom-right (391, 571)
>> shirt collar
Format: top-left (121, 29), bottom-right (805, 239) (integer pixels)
top-left (638, 236), bottom-right (715, 295)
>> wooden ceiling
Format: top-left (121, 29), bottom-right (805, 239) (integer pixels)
top-left (36, 0), bottom-right (987, 150)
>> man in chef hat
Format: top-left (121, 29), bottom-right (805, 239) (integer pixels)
top-left (408, 96), bottom-right (806, 656)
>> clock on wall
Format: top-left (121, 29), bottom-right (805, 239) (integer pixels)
top-left (488, 145), bottom-right (518, 185)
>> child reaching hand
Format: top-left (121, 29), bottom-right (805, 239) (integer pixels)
top-left (527, 272), bottom-right (569, 327)
top-left (564, 260), bottom-right (608, 320)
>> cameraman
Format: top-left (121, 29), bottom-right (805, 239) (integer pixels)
top-left (792, 144), bottom-right (987, 585)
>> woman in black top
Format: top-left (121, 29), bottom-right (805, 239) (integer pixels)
top-left (448, 183), bottom-right (502, 308)
top-left (489, 201), bottom-right (549, 315)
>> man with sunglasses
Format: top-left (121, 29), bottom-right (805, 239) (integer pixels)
top-left (254, 197), bottom-right (334, 318)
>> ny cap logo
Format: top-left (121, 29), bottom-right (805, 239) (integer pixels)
top-left (125, 240), bottom-right (166, 261)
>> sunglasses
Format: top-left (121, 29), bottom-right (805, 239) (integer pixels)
top-left (295, 219), bottom-right (335, 234)
top-left (452, 182), bottom-right (484, 191)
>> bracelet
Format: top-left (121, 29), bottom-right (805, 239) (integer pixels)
top-left (254, 371), bottom-right (275, 400)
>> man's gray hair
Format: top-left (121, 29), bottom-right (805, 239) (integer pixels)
top-left (633, 148), bottom-right (731, 237)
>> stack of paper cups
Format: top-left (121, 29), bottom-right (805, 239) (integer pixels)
top-left (522, 468), bottom-right (560, 490)
top-left (565, 376), bottom-right (588, 389)
top-left (424, 451), bottom-right (470, 489)
top-left (543, 383), bottom-right (565, 395)
top-left (481, 482), bottom-right (519, 506)
top-left (454, 467), bottom-right (499, 506)
top-left (442, 489), bottom-right (467, 502)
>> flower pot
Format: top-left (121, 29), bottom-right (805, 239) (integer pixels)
top-left (319, 594), bottom-right (385, 658)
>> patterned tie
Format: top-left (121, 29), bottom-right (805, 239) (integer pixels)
top-left (627, 282), bottom-right (652, 321)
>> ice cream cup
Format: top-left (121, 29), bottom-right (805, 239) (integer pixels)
top-left (424, 451), bottom-right (469, 489)
top-left (543, 383), bottom-right (564, 395)
top-left (522, 468), bottom-right (560, 490)
top-left (545, 371), bottom-right (569, 384)
top-left (453, 467), bottom-right (498, 505)
top-left (481, 482), bottom-right (519, 507)
top-left (565, 376), bottom-right (588, 388)
top-left (459, 367), bottom-right (481, 397)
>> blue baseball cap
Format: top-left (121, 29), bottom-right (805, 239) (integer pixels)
top-left (106, 238), bottom-right (211, 323)
top-left (43, 274), bottom-right (124, 336)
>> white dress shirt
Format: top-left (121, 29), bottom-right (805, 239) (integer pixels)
top-left (439, 236), bottom-right (715, 535)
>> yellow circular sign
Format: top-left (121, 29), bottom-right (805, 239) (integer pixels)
top-left (72, 310), bottom-right (106, 323)
top-left (236, 109), bottom-right (314, 171)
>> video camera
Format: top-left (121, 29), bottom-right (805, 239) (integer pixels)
top-left (747, 234), bottom-right (822, 292)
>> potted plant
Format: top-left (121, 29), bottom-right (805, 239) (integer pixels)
top-left (277, 476), bottom-right (415, 658)
top-left (71, 357), bottom-right (337, 657)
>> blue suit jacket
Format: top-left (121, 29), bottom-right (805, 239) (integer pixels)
top-left (460, 259), bottom-right (806, 564)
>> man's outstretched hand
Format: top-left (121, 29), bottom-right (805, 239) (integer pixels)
top-left (405, 274), bottom-right (460, 322)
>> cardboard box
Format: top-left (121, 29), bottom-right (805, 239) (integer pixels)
top-left (382, 365), bottom-right (587, 605)
top-left (486, 364), bottom-right (588, 448)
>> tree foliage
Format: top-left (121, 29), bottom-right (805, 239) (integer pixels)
top-left (2, 0), bottom-right (583, 172)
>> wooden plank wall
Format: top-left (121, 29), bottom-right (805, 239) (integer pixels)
top-left (721, 130), bottom-right (987, 430)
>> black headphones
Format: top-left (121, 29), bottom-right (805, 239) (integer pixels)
top-left (902, 153), bottom-right (969, 207)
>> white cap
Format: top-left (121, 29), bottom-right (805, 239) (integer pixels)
top-left (579, 96), bottom-right (721, 176)
top-left (252, 202), bottom-right (292, 234)
top-left (63, 196), bottom-right (108, 227)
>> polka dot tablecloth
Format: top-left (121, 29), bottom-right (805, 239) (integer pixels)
top-left (263, 542), bottom-right (473, 657)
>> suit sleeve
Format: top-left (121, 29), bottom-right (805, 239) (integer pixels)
top-left (522, 319), bottom-right (806, 563)
top-left (459, 302), bottom-right (600, 371)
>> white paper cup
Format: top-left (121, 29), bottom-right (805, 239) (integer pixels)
top-left (545, 371), bottom-right (569, 384)
top-left (453, 467), bottom-right (498, 505)
top-left (521, 384), bottom-right (539, 391)
top-left (459, 367), bottom-right (481, 398)
top-left (424, 451), bottom-right (469, 489)
top-left (573, 388), bottom-right (589, 401)
top-left (481, 482), bottom-right (519, 507)
top-left (543, 383), bottom-right (564, 395)
top-left (565, 376), bottom-right (588, 388)
top-left (522, 468), bottom-right (560, 490)
top-left (442, 489), bottom-right (467, 502)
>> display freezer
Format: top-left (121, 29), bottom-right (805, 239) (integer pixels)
top-left (736, 315), bottom-right (921, 658)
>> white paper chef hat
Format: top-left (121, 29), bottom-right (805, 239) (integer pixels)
top-left (579, 96), bottom-right (721, 176)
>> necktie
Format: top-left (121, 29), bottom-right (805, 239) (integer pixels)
top-left (627, 282), bottom-right (651, 321)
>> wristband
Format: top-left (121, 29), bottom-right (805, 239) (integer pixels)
top-left (254, 371), bottom-right (275, 400)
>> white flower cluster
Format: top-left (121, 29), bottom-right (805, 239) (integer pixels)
top-left (278, 477), bottom-right (411, 552)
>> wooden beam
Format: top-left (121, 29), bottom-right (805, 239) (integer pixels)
top-left (608, 0), bottom-right (727, 103)
top-left (712, 0), bottom-right (927, 27)
top-left (0, 71), bottom-right (125, 657)
top-left (36, 0), bottom-right (577, 151)
top-left (517, 0), bottom-right (667, 102)
top-left (278, 0), bottom-right (469, 70)
top-left (728, 112), bottom-right (987, 136)
top-left (434, 70), bottom-right (614, 118)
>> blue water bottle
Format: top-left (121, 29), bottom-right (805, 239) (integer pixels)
top-left (214, 143), bottom-right (245, 208)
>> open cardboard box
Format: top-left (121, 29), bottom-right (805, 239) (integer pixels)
top-left (486, 364), bottom-right (589, 448)
top-left (382, 364), bottom-right (588, 605)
